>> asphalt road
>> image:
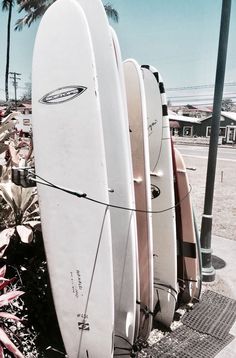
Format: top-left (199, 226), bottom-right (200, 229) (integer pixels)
top-left (175, 144), bottom-right (236, 241)
top-left (176, 145), bottom-right (236, 162)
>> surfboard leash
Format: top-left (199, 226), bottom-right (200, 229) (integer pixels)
top-left (25, 170), bottom-right (192, 215)
top-left (114, 334), bottom-right (148, 357)
top-left (153, 282), bottom-right (178, 296)
top-left (114, 334), bottom-right (135, 357)
top-left (153, 282), bottom-right (178, 302)
top-left (76, 205), bottom-right (110, 358)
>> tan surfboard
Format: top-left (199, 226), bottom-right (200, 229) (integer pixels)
top-left (123, 59), bottom-right (153, 342)
top-left (174, 148), bottom-right (202, 303)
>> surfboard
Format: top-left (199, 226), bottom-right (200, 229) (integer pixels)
top-left (110, 26), bottom-right (130, 123)
top-left (141, 65), bottom-right (178, 327)
top-left (110, 25), bottom-right (141, 345)
top-left (174, 147), bottom-right (202, 303)
top-left (171, 138), bottom-right (185, 306)
top-left (76, 1), bottom-right (138, 355)
top-left (32, 1), bottom-right (114, 357)
top-left (123, 59), bottom-right (153, 342)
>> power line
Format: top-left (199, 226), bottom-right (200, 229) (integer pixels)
top-left (9, 71), bottom-right (21, 110)
top-left (167, 82), bottom-right (236, 91)
top-left (168, 94), bottom-right (236, 100)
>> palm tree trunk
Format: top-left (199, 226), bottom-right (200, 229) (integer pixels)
top-left (5, 0), bottom-right (13, 102)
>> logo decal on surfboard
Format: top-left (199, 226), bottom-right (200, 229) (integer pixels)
top-left (151, 184), bottom-right (160, 199)
top-left (148, 119), bottom-right (158, 135)
top-left (39, 86), bottom-right (87, 104)
top-left (78, 321), bottom-right (90, 331)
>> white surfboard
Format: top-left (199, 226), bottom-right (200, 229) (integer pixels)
top-left (124, 59), bottom-right (153, 341)
top-left (141, 65), bottom-right (178, 327)
top-left (110, 26), bottom-right (128, 112)
top-left (76, 1), bottom-right (138, 355)
top-left (110, 25), bottom-right (141, 345)
top-left (32, 1), bottom-right (114, 357)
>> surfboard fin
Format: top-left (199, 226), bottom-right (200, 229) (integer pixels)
top-left (150, 170), bottom-right (163, 177)
top-left (133, 177), bottom-right (142, 184)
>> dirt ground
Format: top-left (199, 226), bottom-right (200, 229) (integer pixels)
top-left (182, 150), bottom-right (236, 241)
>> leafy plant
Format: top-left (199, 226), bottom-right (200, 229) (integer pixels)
top-left (0, 265), bottom-right (24, 358)
top-left (0, 112), bottom-right (19, 141)
top-left (0, 166), bottom-right (10, 186)
top-left (0, 183), bottom-right (41, 258)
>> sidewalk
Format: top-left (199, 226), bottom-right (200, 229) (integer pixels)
top-left (140, 235), bottom-right (236, 358)
top-left (207, 235), bottom-right (236, 357)
top-left (173, 136), bottom-right (236, 148)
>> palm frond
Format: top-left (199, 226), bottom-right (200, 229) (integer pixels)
top-left (15, 0), bottom-right (119, 30)
top-left (2, 0), bottom-right (13, 11)
top-left (15, 0), bottom-right (55, 30)
top-left (104, 2), bottom-right (119, 22)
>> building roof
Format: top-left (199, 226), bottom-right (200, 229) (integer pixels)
top-left (196, 105), bottom-right (213, 113)
top-left (221, 111), bottom-right (236, 121)
top-left (170, 105), bottom-right (213, 113)
top-left (201, 111), bottom-right (236, 122)
top-left (169, 110), bottom-right (201, 123)
top-left (169, 121), bottom-right (180, 128)
top-left (18, 103), bottom-right (32, 109)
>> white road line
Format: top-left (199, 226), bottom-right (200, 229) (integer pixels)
top-left (182, 154), bottom-right (236, 162)
top-left (176, 146), bottom-right (236, 155)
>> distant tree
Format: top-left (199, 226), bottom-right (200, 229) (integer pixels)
top-left (20, 81), bottom-right (32, 101)
top-left (15, 0), bottom-right (118, 30)
top-left (222, 98), bottom-right (233, 112)
top-left (2, 0), bottom-right (15, 102)
top-left (167, 99), bottom-right (172, 107)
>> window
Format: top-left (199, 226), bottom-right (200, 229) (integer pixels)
top-left (206, 126), bottom-right (226, 137)
top-left (206, 126), bottom-right (211, 136)
top-left (219, 127), bottom-right (226, 137)
top-left (183, 126), bottom-right (193, 136)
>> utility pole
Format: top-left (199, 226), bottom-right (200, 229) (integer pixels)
top-left (200, 0), bottom-right (231, 282)
top-left (9, 71), bottom-right (21, 110)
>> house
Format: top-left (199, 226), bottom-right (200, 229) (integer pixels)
top-left (169, 110), bottom-right (201, 137)
top-left (171, 104), bottom-right (212, 120)
top-left (17, 103), bottom-right (32, 115)
top-left (13, 103), bottom-right (32, 135)
top-left (169, 109), bottom-right (236, 144)
top-left (195, 111), bottom-right (236, 144)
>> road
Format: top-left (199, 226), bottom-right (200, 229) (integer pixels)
top-left (175, 144), bottom-right (236, 241)
top-left (175, 145), bottom-right (236, 162)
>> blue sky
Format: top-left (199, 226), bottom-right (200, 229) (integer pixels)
top-left (0, 0), bottom-right (235, 105)
top-left (0, 6), bottom-right (38, 101)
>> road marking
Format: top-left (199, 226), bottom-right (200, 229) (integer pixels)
top-left (182, 154), bottom-right (236, 163)
top-left (176, 146), bottom-right (236, 155)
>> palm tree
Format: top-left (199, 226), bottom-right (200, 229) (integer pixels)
top-left (104, 2), bottom-right (119, 22)
top-left (15, 1), bottom-right (118, 30)
top-left (2, 0), bottom-right (14, 102)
